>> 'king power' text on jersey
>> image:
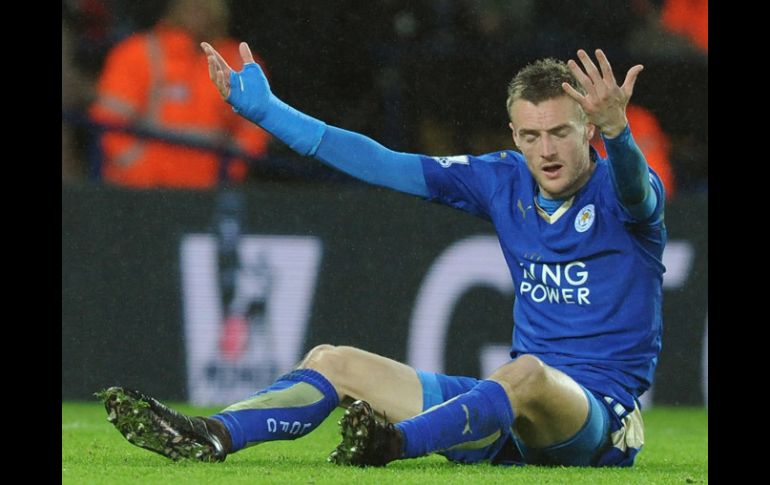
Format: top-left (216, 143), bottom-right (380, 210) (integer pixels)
top-left (420, 150), bottom-right (667, 410)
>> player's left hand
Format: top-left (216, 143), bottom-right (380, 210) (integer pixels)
top-left (562, 49), bottom-right (643, 138)
top-left (201, 41), bottom-right (273, 124)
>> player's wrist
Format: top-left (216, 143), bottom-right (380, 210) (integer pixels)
top-left (600, 121), bottom-right (628, 139)
top-left (601, 122), bottom-right (631, 143)
top-left (259, 96), bottom-right (327, 156)
top-left (227, 64), bottom-right (272, 123)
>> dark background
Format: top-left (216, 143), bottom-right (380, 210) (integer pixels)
top-left (63, 0), bottom-right (707, 191)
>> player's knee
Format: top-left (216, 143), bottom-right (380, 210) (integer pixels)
top-left (491, 354), bottom-right (548, 403)
top-left (299, 344), bottom-right (349, 380)
top-left (300, 344), bottom-right (337, 369)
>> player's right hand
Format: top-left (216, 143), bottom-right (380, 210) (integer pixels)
top-left (201, 41), bottom-right (272, 124)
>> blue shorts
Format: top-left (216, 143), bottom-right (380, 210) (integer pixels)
top-left (416, 370), bottom-right (612, 466)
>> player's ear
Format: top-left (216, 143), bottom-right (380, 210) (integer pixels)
top-left (509, 122), bottom-right (519, 145)
top-left (585, 123), bottom-right (596, 142)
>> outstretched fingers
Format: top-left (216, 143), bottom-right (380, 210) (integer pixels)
top-left (201, 42), bottom-right (233, 73)
top-left (594, 49), bottom-right (617, 86)
top-left (205, 52), bottom-right (222, 86)
top-left (239, 42), bottom-right (256, 65)
top-left (201, 42), bottom-right (232, 98)
top-left (210, 55), bottom-right (230, 98)
top-left (576, 49), bottom-right (603, 86)
top-left (564, 48), bottom-right (642, 132)
top-left (621, 64), bottom-right (644, 98)
top-left (566, 58), bottom-right (596, 98)
top-left (561, 82), bottom-right (586, 105)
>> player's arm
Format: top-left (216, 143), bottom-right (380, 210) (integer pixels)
top-left (201, 41), bottom-right (428, 197)
top-left (600, 125), bottom-right (658, 219)
top-left (562, 49), bottom-right (658, 220)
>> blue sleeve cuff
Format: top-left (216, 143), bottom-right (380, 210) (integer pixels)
top-left (601, 124), bottom-right (658, 220)
top-left (228, 65), bottom-right (327, 157)
top-left (259, 96), bottom-right (327, 156)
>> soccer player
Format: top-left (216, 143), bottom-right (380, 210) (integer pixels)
top-left (101, 43), bottom-right (665, 468)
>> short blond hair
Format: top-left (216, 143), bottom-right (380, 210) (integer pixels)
top-left (506, 58), bottom-right (586, 120)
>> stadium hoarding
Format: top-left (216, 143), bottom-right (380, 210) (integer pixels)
top-left (63, 184), bottom-right (707, 406)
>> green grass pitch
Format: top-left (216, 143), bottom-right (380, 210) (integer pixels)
top-left (62, 401), bottom-right (707, 484)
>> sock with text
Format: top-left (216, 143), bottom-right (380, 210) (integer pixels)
top-left (210, 368), bottom-right (339, 452)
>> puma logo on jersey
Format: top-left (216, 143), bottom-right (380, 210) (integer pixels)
top-left (517, 199), bottom-right (533, 219)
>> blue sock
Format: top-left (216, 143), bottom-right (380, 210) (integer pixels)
top-left (210, 369), bottom-right (339, 452)
top-left (395, 380), bottom-right (514, 458)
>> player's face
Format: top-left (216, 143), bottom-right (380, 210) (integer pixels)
top-left (509, 96), bottom-right (596, 200)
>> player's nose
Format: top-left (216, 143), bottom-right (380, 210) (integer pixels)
top-left (540, 135), bottom-right (557, 158)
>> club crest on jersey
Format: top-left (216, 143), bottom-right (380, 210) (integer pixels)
top-left (432, 155), bottom-right (469, 168)
top-left (574, 204), bottom-right (595, 233)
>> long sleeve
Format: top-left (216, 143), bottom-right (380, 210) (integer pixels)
top-left (602, 125), bottom-right (659, 220)
top-left (314, 126), bottom-right (428, 197)
top-left (227, 63), bottom-right (427, 196)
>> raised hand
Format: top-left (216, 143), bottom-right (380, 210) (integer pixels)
top-left (561, 49), bottom-right (643, 138)
top-left (201, 41), bottom-right (272, 123)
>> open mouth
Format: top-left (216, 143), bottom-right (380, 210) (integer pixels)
top-left (542, 164), bottom-right (563, 177)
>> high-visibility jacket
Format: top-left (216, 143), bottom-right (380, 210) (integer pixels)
top-left (90, 23), bottom-right (270, 188)
top-left (591, 104), bottom-right (676, 199)
top-left (661, 0), bottom-right (708, 53)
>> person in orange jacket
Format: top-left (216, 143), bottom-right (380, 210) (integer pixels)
top-left (660, 0), bottom-right (707, 54)
top-left (90, 0), bottom-right (271, 188)
top-left (591, 103), bottom-right (676, 199)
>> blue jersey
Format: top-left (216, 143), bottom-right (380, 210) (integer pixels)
top-left (420, 150), bottom-right (666, 409)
